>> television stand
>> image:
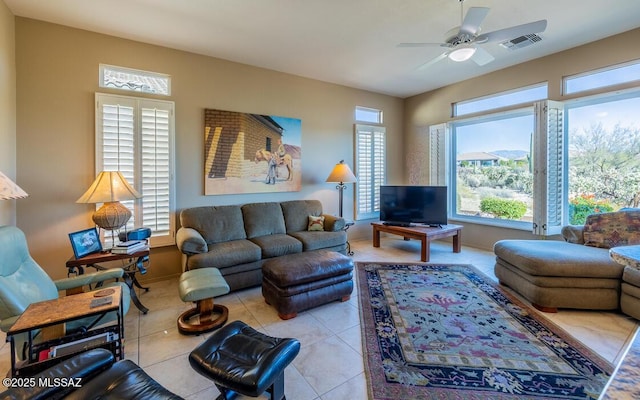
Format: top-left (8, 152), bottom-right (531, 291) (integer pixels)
top-left (371, 222), bottom-right (462, 262)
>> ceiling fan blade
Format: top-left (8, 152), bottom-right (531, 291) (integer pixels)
top-left (471, 47), bottom-right (495, 66)
top-left (397, 42), bottom-right (442, 48)
top-left (460, 7), bottom-right (490, 35)
top-left (476, 19), bottom-right (547, 43)
top-left (417, 52), bottom-right (448, 70)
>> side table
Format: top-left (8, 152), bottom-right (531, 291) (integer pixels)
top-left (7, 286), bottom-right (124, 377)
top-left (66, 250), bottom-right (151, 314)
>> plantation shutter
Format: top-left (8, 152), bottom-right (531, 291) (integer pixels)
top-left (532, 100), bottom-right (564, 236)
top-left (96, 93), bottom-right (175, 247)
top-left (355, 124), bottom-right (386, 220)
top-left (140, 106), bottom-right (172, 238)
top-left (429, 123), bottom-right (449, 186)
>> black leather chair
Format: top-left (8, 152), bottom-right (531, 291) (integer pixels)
top-left (0, 348), bottom-right (182, 400)
top-left (189, 320), bottom-right (300, 400)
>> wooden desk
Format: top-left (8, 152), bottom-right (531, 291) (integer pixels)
top-left (66, 250), bottom-right (150, 314)
top-left (7, 286), bottom-right (124, 376)
top-left (371, 222), bottom-right (463, 262)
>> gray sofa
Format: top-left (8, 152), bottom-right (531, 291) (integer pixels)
top-left (494, 210), bottom-right (640, 316)
top-left (176, 200), bottom-right (347, 291)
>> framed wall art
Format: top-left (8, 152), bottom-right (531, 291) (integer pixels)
top-left (204, 109), bottom-right (302, 195)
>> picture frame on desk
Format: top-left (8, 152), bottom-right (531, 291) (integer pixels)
top-left (69, 227), bottom-right (103, 259)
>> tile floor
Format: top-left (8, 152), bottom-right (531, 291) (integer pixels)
top-left (1, 237), bottom-right (638, 399)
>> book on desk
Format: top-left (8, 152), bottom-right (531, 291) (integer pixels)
top-left (111, 240), bottom-right (148, 254)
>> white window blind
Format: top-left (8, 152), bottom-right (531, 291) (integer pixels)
top-left (96, 93), bottom-right (175, 247)
top-left (355, 124), bottom-right (386, 220)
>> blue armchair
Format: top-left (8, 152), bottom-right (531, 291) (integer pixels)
top-left (0, 225), bottom-right (131, 359)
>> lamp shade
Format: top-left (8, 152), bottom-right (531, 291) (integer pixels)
top-left (0, 171), bottom-right (28, 200)
top-left (326, 160), bottom-right (357, 183)
top-left (76, 171), bottom-right (142, 204)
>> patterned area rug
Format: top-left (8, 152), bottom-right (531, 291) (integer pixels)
top-left (357, 262), bottom-right (613, 400)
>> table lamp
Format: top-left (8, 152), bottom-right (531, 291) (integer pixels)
top-left (326, 160), bottom-right (357, 218)
top-left (0, 171), bottom-right (29, 200)
top-left (76, 171), bottom-right (142, 243)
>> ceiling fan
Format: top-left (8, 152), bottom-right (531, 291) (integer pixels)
top-left (399, 0), bottom-right (547, 69)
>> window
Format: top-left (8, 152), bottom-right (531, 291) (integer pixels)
top-left (566, 91), bottom-right (640, 224)
top-left (355, 124), bottom-right (385, 220)
top-left (436, 65), bottom-right (640, 234)
top-left (564, 60), bottom-right (640, 95)
top-left (454, 84), bottom-right (547, 116)
top-left (451, 110), bottom-right (535, 229)
top-left (99, 64), bottom-right (171, 96)
top-left (433, 84), bottom-right (560, 232)
top-left (355, 106), bottom-right (383, 124)
top-left (95, 93), bottom-right (175, 247)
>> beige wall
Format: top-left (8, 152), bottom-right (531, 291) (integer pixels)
top-left (11, 12), bottom-right (640, 278)
top-left (14, 18), bottom-right (404, 281)
top-left (404, 28), bottom-right (640, 250)
top-left (0, 0), bottom-right (16, 225)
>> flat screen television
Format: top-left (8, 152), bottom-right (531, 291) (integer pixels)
top-left (379, 185), bottom-right (448, 226)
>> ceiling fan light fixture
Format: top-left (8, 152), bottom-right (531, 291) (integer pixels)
top-left (448, 46), bottom-right (476, 62)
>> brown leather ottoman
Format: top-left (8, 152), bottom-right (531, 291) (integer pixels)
top-left (262, 250), bottom-right (354, 319)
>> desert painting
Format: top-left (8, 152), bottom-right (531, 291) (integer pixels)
top-left (204, 109), bottom-right (302, 195)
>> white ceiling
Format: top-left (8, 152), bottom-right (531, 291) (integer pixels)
top-left (6, 0), bottom-right (640, 98)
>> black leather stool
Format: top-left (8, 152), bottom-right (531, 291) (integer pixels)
top-left (189, 320), bottom-right (300, 400)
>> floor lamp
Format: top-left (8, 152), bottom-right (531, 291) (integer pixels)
top-left (326, 160), bottom-right (357, 218)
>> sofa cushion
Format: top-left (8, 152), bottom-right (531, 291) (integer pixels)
top-left (187, 239), bottom-right (261, 269)
top-left (288, 231), bottom-right (347, 251)
top-left (249, 234), bottom-right (302, 258)
top-left (242, 202), bottom-right (286, 238)
top-left (180, 205), bottom-right (246, 244)
top-left (308, 215), bottom-right (325, 231)
top-left (281, 200), bottom-right (324, 233)
top-left (623, 266), bottom-right (640, 286)
top-left (583, 210), bottom-right (640, 249)
top-left (561, 225), bottom-right (585, 244)
top-left (494, 239), bottom-right (623, 278)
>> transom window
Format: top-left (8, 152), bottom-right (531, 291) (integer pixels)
top-left (564, 59), bottom-right (640, 95)
top-left (100, 64), bottom-right (171, 96)
top-left (355, 106), bottom-right (383, 124)
top-left (454, 84), bottom-right (547, 117)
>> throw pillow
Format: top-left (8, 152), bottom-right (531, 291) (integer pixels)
top-left (308, 215), bottom-right (325, 231)
top-left (583, 210), bottom-right (640, 249)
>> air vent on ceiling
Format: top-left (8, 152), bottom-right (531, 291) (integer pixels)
top-left (499, 33), bottom-right (542, 51)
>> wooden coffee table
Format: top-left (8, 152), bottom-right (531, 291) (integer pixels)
top-left (371, 222), bottom-right (463, 262)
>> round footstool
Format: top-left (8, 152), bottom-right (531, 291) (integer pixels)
top-left (189, 320), bottom-right (300, 400)
top-left (178, 268), bottom-right (230, 335)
